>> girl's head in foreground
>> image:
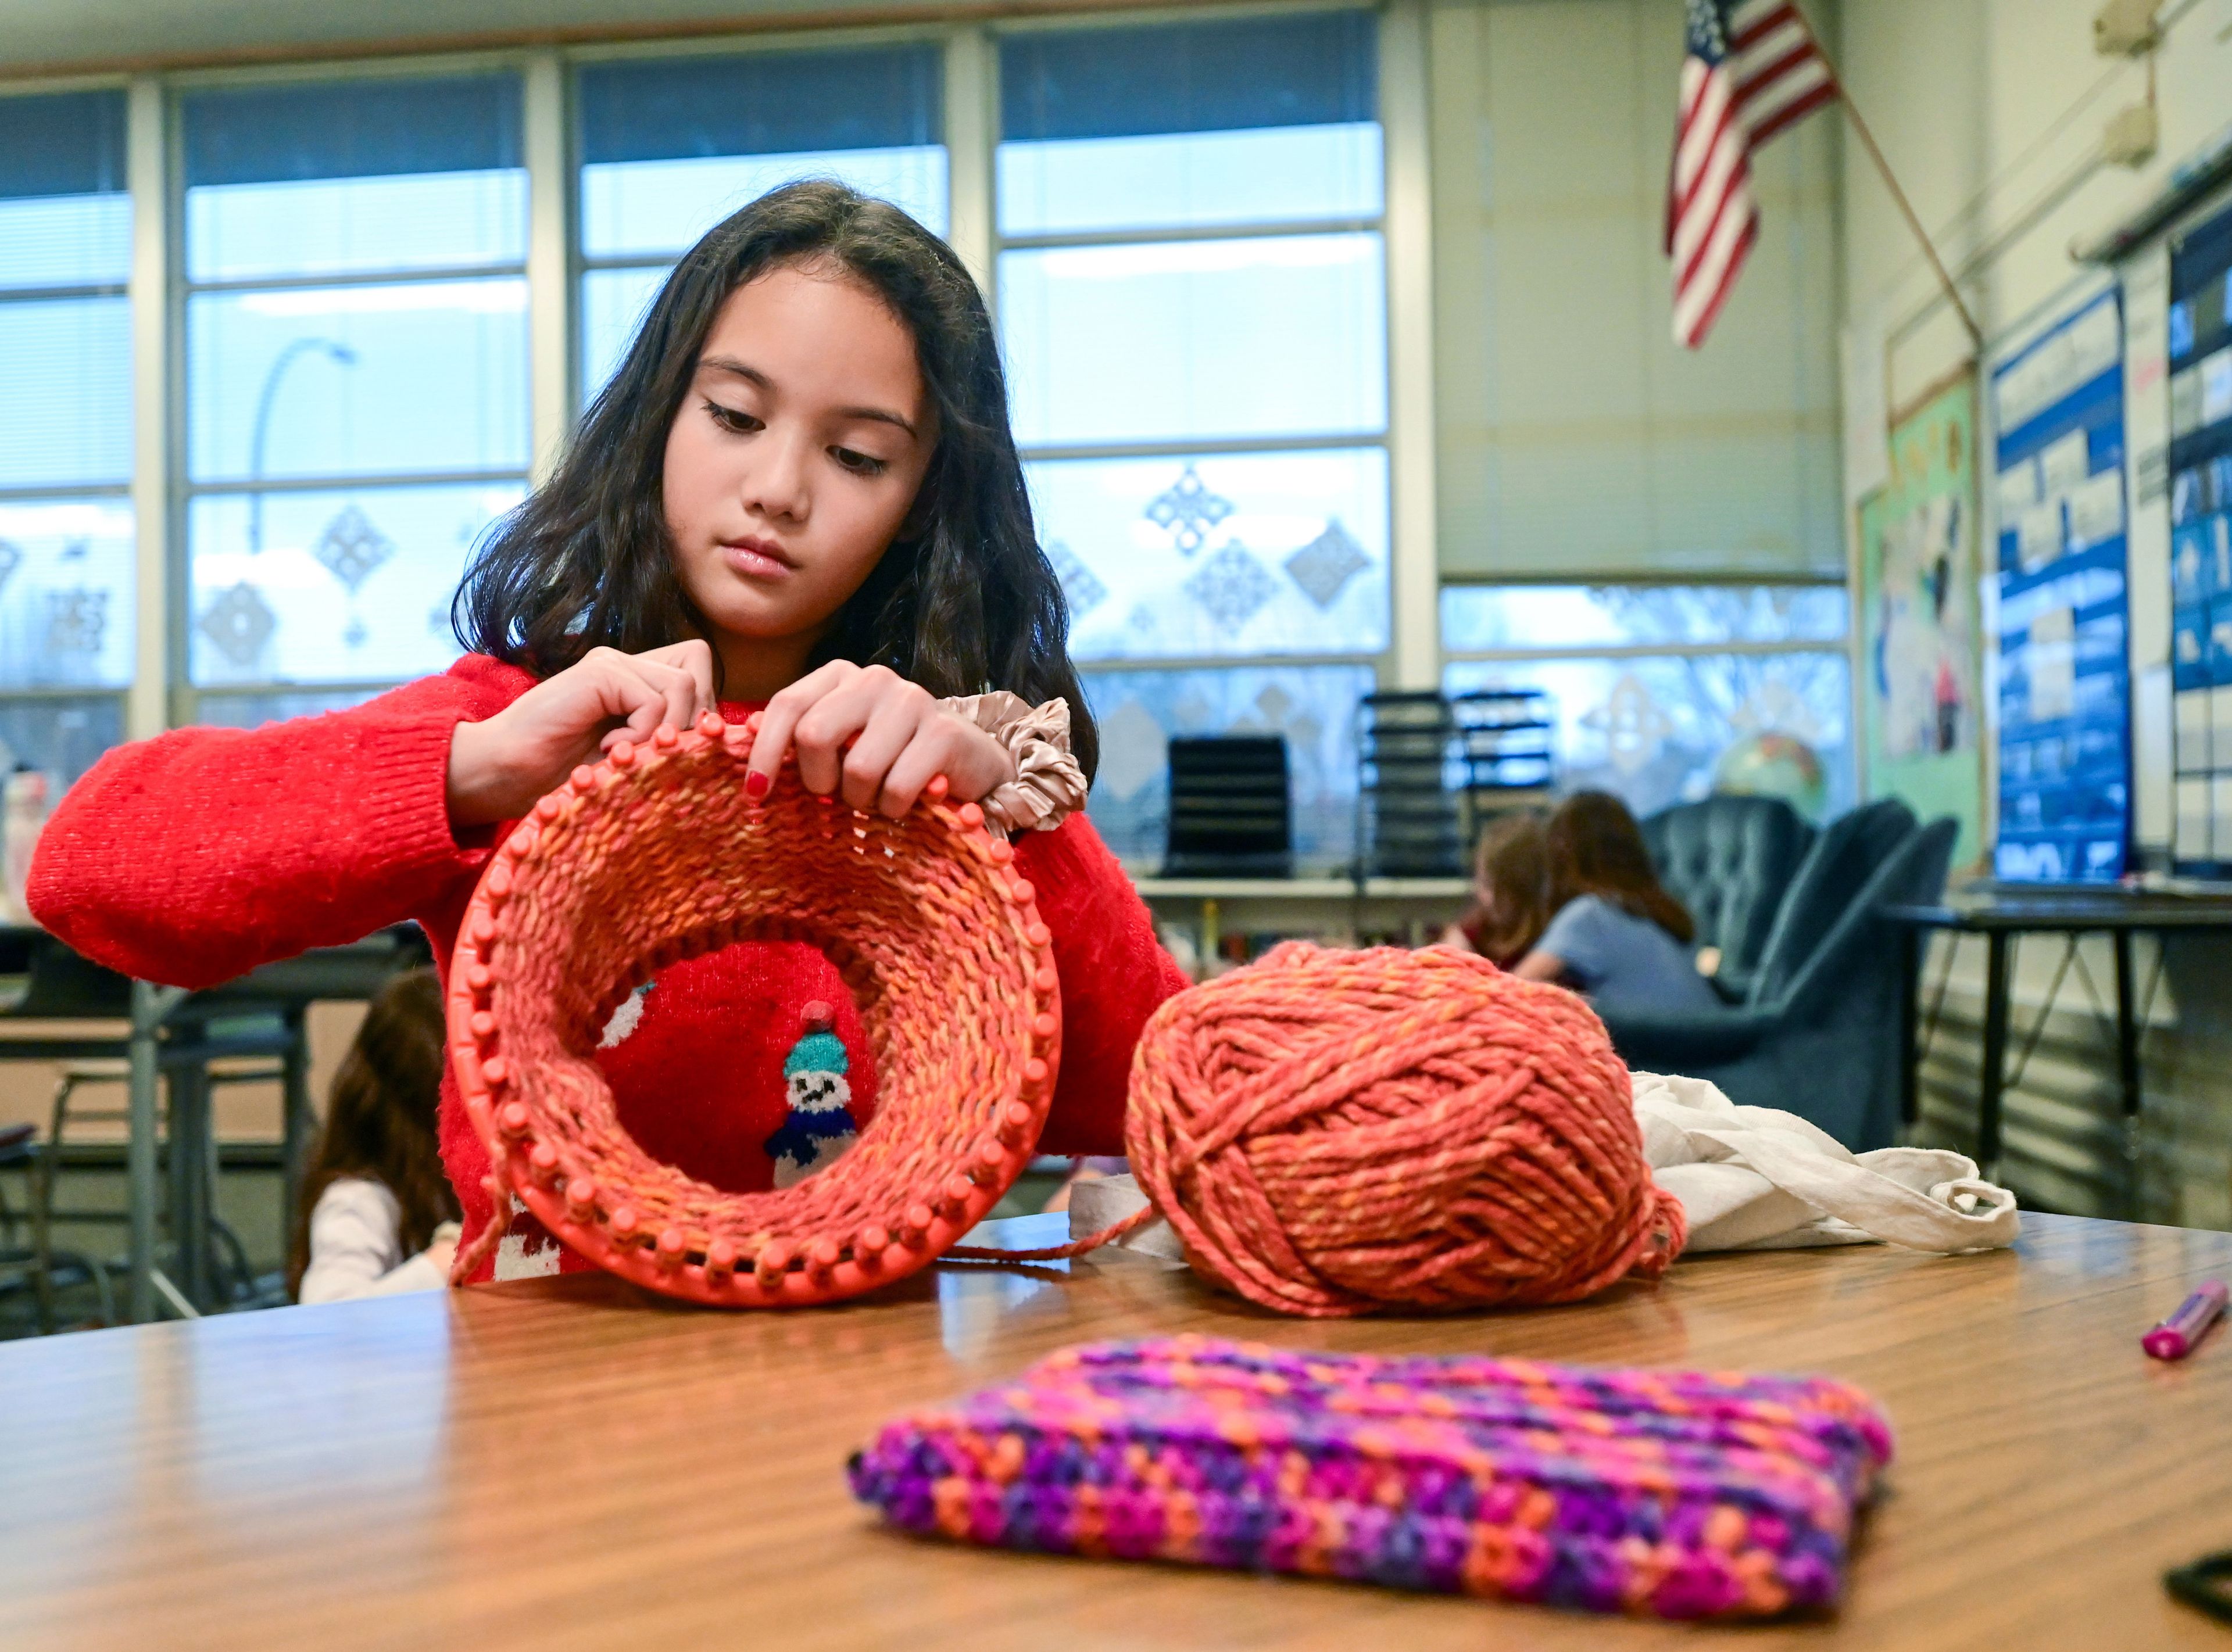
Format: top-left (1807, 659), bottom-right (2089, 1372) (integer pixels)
top-left (457, 180), bottom-right (1096, 776)
top-left (287, 968), bottom-right (457, 1299)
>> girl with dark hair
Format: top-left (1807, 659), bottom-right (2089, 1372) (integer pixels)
top-left (289, 968), bottom-right (461, 1303)
top-left (32, 182), bottom-right (1185, 1283)
top-left (1508, 790), bottom-right (1718, 1012)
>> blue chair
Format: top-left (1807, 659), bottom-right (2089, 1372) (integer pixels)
top-left (1639, 795), bottom-right (1816, 1001)
top-left (1598, 801), bottom-right (1956, 1151)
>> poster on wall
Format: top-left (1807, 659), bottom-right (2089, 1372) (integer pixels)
top-left (1988, 288), bottom-right (2131, 884)
top-left (2166, 197), bottom-right (2232, 877)
top-left (1859, 372), bottom-right (1985, 866)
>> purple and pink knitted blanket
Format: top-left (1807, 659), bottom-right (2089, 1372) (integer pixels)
top-left (848, 1334), bottom-right (1893, 1619)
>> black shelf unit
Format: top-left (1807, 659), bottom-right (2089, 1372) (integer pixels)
top-left (1354, 690), bottom-right (1464, 880)
top-left (1451, 687), bottom-right (1557, 843)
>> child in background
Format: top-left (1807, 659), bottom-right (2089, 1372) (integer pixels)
top-left (289, 969), bottom-right (462, 1304)
top-left (1444, 792), bottom-right (1718, 1014)
top-left (33, 181), bottom-right (1185, 1281)
top-left (1441, 811), bottom-right (1554, 966)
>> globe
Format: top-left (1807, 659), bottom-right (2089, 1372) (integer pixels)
top-left (1713, 731), bottom-right (1827, 819)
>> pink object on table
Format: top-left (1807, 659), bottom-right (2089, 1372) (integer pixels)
top-left (2142, 1280), bottom-right (2228, 1361)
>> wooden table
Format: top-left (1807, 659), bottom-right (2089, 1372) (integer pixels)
top-left (4, 1211), bottom-right (2230, 1650)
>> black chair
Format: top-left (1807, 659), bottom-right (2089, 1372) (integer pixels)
top-left (1599, 800), bottom-right (1955, 1151)
top-left (1640, 794), bottom-right (1817, 1001)
top-left (1162, 734), bottom-right (1292, 879)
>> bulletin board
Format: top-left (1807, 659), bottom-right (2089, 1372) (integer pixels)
top-left (1987, 288), bottom-right (2131, 883)
top-left (2167, 198), bottom-right (2232, 876)
top-left (1859, 373), bottom-right (1986, 866)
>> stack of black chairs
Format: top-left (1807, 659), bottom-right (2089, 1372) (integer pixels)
top-left (1451, 687), bottom-right (1557, 843)
top-left (1354, 691), bottom-right (1464, 880)
top-left (1162, 734), bottom-right (1293, 878)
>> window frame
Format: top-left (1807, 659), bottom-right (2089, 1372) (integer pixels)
top-left (985, 4), bottom-right (1401, 873)
top-left (0, 83), bottom-right (135, 765)
top-left (164, 56), bottom-right (534, 715)
top-left (0, 2), bottom-right (1446, 827)
top-left (1437, 573), bottom-right (1861, 816)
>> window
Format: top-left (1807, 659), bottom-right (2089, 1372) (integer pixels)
top-left (576, 45), bottom-right (947, 402)
top-left (1442, 585), bottom-right (1854, 822)
top-left (998, 10), bottom-right (1387, 871)
top-left (178, 74), bottom-right (530, 718)
top-left (0, 91), bottom-right (133, 783)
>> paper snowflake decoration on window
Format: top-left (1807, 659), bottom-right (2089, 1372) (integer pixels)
top-left (1183, 542), bottom-right (1276, 635)
top-left (1145, 465), bottom-right (1235, 557)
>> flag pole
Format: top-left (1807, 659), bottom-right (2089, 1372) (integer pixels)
top-left (1802, 18), bottom-right (1983, 349)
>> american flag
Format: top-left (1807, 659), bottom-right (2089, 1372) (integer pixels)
top-left (1667, 0), bottom-right (1838, 348)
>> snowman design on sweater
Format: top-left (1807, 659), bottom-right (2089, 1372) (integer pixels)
top-left (763, 1001), bottom-right (861, 1187)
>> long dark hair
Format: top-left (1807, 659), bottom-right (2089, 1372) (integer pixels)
top-left (287, 968), bottom-right (458, 1299)
top-left (1546, 790), bottom-right (1695, 945)
top-left (452, 178), bottom-right (1098, 779)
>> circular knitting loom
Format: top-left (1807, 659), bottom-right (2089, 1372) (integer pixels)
top-left (1118, 941), bottom-right (1684, 1318)
top-left (445, 711), bottom-right (1061, 1307)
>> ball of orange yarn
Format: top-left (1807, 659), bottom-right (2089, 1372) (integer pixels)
top-left (1122, 941), bottom-right (1684, 1318)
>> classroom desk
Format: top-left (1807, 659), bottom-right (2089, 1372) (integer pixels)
top-left (1883, 894), bottom-right (2232, 1202)
top-left (3, 1210), bottom-right (2229, 1649)
top-left (0, 923), bottom-right (431, 1320)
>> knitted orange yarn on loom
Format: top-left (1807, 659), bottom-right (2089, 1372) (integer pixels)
top-left (1123, 941), bottom-right (1685, 1318)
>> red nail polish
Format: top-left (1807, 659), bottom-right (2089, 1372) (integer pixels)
top-left (746, 770), bottom-right (770, 800)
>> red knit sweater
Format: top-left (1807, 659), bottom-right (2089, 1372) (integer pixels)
top-left (27, 655), bottom-right (1186, 1282)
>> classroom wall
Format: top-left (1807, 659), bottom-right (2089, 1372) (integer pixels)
top-left (1428, 0), bottom-right (1843, 581)
top-left (1837, 0), bottom-right (2232, 1227)
top-left (1840, 0), bottom-right (2232, 411)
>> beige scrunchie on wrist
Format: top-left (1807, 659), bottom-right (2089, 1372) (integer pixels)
top-left (939, 691), bottom-right (1088, 833)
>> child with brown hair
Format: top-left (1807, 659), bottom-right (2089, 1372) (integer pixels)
top-left (288, 967), bottom-right (462, 1304)
top-left (1446, 791), bottom-right (1717, 1013)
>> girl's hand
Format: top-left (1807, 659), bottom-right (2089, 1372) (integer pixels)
top-left (424, 1235), bottom-right (459, 1282)
top-left (746, 661), bottom-right (1015, 818)
top-left (446, 641), bottom-right (717, 827)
